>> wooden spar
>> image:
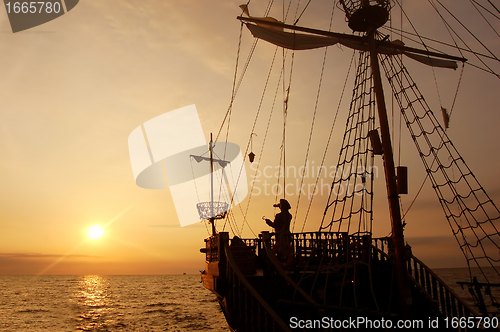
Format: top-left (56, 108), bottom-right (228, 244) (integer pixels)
top-left (209, 133), bottom-right (216, 236)
top-left (369, 32), bottom-right (413, 317)
top-left (237, 16), bottom-right (468, 63)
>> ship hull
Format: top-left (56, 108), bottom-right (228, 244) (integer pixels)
top-left (201, 231), bottom-right (478, 331)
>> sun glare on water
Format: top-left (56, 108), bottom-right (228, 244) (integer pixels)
top-left (88, 225), bottom-right (104, 239)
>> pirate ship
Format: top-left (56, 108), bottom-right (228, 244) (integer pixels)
top-left (199, 1), bottom-right (500, 330)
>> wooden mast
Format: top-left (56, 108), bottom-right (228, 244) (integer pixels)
top-left (368, 31), bottom-right (413, 317)
top-left (209, 133), bottom-right (216, 236)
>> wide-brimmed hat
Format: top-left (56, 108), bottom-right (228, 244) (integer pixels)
top-left (279, 199), bottom-right (291, 210)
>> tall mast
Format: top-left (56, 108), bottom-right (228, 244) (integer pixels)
top-left (340, 0), bottom-right (413, 316)
top-left (369, 30), bottom-right (413, 317)
top-left (209, 133), bottom-right (216, 236)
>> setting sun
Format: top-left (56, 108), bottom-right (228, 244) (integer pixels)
top-left (88, 225), bottom-right (104, 239)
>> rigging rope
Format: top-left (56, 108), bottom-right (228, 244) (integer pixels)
top-left (380, 25), bottom-right (499, 62)
top-left (394, 1), bottom-right (445, 107)
top-left (319, 50), bottom-right (375, 235)
top-left (242, 67), bottom-right (286, 239)
top-left (239, 46), bottom-right (282, 236)
top-left (292, 41), bottom-right (328, 233)
top-left (389, 0), bottom-right (500, 79)
top-left (402, 168), bottom-right (431, 220)
top-left (189, 156), bottom-right (211, 236)
top-left (188, 156), bottom-right (213, 236)
top-left (291, 0), bottom-right (338, 232)
top-left (216, 0), bottom-right (288, 237)
top-left (383, 24), bottom-right (499, 76)
top-left (381, 53), bottom-right (500, 284)
top-left (488, 0), bottom-right (500, 15)
top-left (435, 0), bottom-right (500, 63)
top-left (426, 0), bottom-right (467, 59)
top-left (215, 3), bottom-right (270, 237)
top-left (429, 0), bottom-right (500, 79)
top-left (469, 0), bottom-right (500, 39)
top-left (275, 0), bottom-right (304, 205)
top-left (302, 51), bottom-right (356, 232)
top-left (216, 22), bottom-right (244, 144)
top-left (276, 50), bottom-right (295, 204)
top-left (474, 0), bottom-right (500, 20)
top-left (294, 0), bottom-right (312, 25)
top-left (397, 0), bottom-right (403, 167)
top-left (216, 22), bottom-right (263, 143)
top-left (217, 18), bottom-right (245, 236)
top-left (449, 63), bottom-right (465, 118)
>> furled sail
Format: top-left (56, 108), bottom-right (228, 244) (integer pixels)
top-left (404, 52), bottom-right (458, 69)
top-left (245, 23), bottom-right (457, 69)
top-left (246, 23), bottom-right (340, 50)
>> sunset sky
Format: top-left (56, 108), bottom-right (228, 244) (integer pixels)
top-left (0, 0), bottom-right (499, 275)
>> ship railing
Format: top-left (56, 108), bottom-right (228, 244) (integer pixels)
top-left (456, 279), bottom-right (500, 314)
top-left (372, 237), bottom-right (479, 320)
top-left (222, 233), bottom-right (292, 332)
top-left (207, 231), bottom-right (375, 266)
top-left (203, 234), bottom-right (220, 262)
top-left (372, 237), bottom-right (392, 261)
top-left (292, 232), bottom-right (348, 261)
top-left (229, 231), bottom-right (373, 264)
top-left (409, 254), bottom-right (479, 319)
top-left (235, 237), bottom-right (261, 251)
top-left (288, 232), bottom-right (372, 264)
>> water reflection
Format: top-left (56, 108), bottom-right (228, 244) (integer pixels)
top-left (76, 275), bottom-right (111, 331)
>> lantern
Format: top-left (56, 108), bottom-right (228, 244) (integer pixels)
top-left (248, 152), bottom-right (255, 163)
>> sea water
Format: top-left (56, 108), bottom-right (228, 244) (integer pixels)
top-left (0, 269), bottom-right (499, 331)
top-left (0, 275), bottom-right (229, 331)
top-left (435, 267), bottom-right (500, 314)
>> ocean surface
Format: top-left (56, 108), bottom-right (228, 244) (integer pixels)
top-left (434, 267), bottom-right (500, 313)
top-left (0, 275), bottom-right (229, 331)
top-left (0, 269), bottom-right (499, 331)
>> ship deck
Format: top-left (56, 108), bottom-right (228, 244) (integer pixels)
top-left (201, 231), bottom-right (480, 331)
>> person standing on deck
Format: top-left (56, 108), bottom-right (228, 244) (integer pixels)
top-left (264, 199), bottom-right (292, 242)
top-left (264, 199), bottom-right (293, 265)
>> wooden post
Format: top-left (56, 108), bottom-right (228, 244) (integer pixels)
top-left (209, 133), bottom-right (215, 235)
top-left (219, 232), bottom-right (229, 279)
top-left (261, 231), bottom-right (271, 276)
top-left (369, 32), bottom-right (413, 317)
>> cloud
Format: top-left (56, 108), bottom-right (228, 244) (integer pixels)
top-left (0, 252), bottom-right (98, 274)
top-left (405, 235), bottom-right (456, 246)
top-left (149, 223), bottom-right (206, 228)
top-left (0, 252), bottom-right (98, 259)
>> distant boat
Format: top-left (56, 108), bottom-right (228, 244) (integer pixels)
top-left (196, 1), bottom-right (500, 330)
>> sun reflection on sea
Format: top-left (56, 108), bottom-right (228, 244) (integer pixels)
top-left (76, 275), bottom-right (112, 330)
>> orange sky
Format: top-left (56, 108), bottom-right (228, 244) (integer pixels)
top-left (0, 0), bottom-right (499, 275)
